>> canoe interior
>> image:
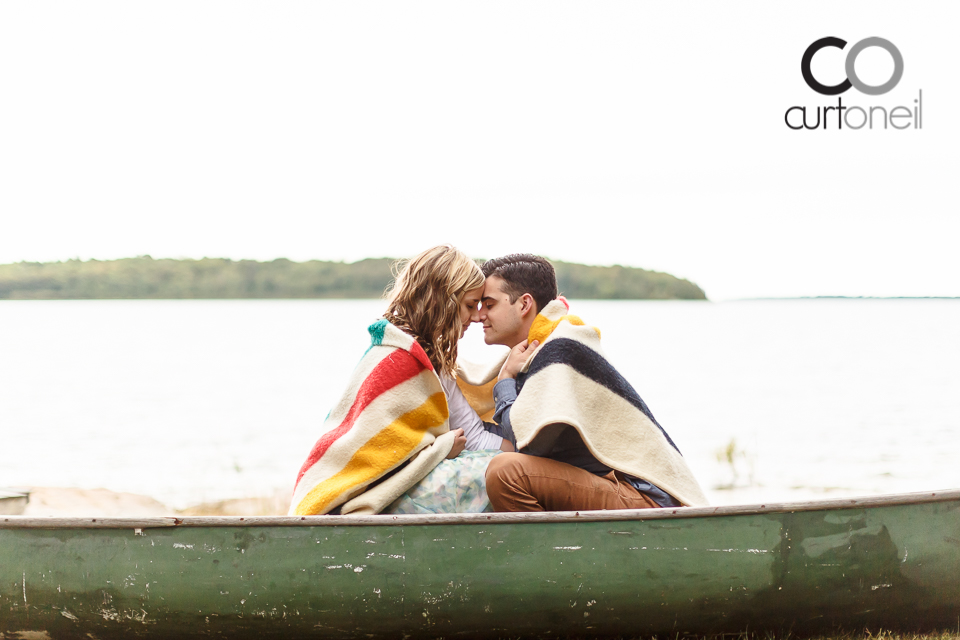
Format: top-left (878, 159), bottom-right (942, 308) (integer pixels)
top-left (2, 490), bottom-right (959, 639)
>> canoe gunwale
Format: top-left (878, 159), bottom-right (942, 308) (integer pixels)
top-left (2, 487), bottom-right (958, 529)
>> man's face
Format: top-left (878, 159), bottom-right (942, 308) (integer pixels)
top-left (479, 276), bottom-right (527, 347)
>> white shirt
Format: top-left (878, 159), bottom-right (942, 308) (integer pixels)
top-left (440, 375), bottom-right (503, 451)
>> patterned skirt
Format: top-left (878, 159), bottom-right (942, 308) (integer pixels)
top-left (383, 450), bottom-right (501, 514)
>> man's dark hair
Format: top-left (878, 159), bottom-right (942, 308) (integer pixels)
top-left (481, 254), bottom-right (558, 313)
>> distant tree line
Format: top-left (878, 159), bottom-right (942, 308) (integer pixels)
top-left (0, 257), bottom-right (707, 300)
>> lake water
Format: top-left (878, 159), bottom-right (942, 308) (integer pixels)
top-left (1, 299), bottom-right (958, 509)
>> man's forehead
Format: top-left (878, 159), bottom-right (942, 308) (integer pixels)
top-left (481, 276), bottom-right (507, 301)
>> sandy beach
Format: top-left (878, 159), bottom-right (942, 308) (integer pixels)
top-left (11, 487), bottom-right (292, 518)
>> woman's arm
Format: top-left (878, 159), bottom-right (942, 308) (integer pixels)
top-left (440, 375), bottom-right (504, 451)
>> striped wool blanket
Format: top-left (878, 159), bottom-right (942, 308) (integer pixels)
top-left (511, 299), bottom-right (709, 508)
top-left (290, 319), bottom-right (462, 516)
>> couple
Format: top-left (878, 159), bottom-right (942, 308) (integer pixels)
top-left (289, 245), bottom-right (707, 516)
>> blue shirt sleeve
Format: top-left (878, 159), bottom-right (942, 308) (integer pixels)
top-left (623, 477), bottom-right (682, 508)
top-left (492, 378), bottom-right (518, 448)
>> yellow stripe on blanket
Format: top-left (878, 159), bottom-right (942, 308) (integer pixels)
top-left (457, 376), bottom-right (498, 422)
top-left (294, 392), bottom-right (449, 515)
top-left (528, 313), bottom-right (600, 345)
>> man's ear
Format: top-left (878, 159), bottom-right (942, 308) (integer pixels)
top-left (519, 293), bottom-right (537, 318)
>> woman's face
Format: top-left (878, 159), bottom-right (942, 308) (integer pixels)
top-left (458, 285), bottom-right (484, 338)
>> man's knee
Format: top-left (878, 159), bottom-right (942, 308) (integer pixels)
top-left (485, 453), bottom-right (528, 511)
top-left (485, 452), bottom-right (524, 488)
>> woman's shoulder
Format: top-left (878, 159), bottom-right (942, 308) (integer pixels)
top-left (368, 318), bottom-right (414, 349)
top-left (367, 318), bottom-right (437, 373)
top-left (438, 372), bottom-right (457, 394)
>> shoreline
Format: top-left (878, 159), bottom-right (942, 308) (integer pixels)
top-left (13, 486), bottom-right (292, 518)
top-left (7, 484), bottom-right (915, 518)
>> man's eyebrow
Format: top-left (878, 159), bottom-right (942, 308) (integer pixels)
top-left (481, 295), bottom-right (496, 303)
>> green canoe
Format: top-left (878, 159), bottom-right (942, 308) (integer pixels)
top-left (2, 489), bottom-right (959, 638)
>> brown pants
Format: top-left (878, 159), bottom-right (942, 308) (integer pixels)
top-left (485, 452), bottom-right (659, 512)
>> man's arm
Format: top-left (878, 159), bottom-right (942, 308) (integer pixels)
top-left (492, 377), bottom-right (565, 456)
top-left (491, 378), bottom-right (519, 449)
top-left (493, 338), bottom-right (554, 454)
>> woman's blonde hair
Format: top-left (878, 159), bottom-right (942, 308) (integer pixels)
top-left (384, 245), bottom-right (484, 377)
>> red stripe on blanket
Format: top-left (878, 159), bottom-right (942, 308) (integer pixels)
top-left (408, 339), bottom-right (434, 372)
top-left (295, 349), bottom-right (427, 485)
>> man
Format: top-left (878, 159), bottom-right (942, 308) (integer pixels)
top-left (479, 254), bottom-right (708, 512)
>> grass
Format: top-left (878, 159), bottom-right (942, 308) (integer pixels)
top-left (678, 632), bottom-right (960, 640)
top-left (492, 631), bottom-right (960, 640)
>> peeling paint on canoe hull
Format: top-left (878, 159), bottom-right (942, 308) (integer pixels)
top-left (2, 491), bottom-right (960, 638)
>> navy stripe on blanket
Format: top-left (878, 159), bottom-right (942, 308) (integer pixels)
top-left (518, 337), bottom-right (681, 454)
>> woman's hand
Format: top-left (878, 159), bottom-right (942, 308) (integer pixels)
top-left (498, 339), bottom-right (539, 382)
top-left (445, 428), bottom-right (466, 459)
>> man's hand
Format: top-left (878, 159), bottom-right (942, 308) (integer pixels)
top-left (445, 428), bottom-right (466, 459)
top-left (498, 339), bottom-right (540, 382)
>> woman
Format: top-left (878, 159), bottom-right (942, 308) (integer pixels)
top-left (289, 245), bottom-right (508, 516)
top-left (383, 245), bottom-right (513, 456)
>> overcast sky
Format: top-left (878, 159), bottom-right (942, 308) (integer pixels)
top-left (1, 1), bottom-right (957, 300)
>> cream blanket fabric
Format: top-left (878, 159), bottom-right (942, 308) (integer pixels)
top-left (511, 299), bottom-right (709, 508)
top-left (289, 319), bottom-right (503, 516)
top-left (289, 320), bottom-right (456, 516)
